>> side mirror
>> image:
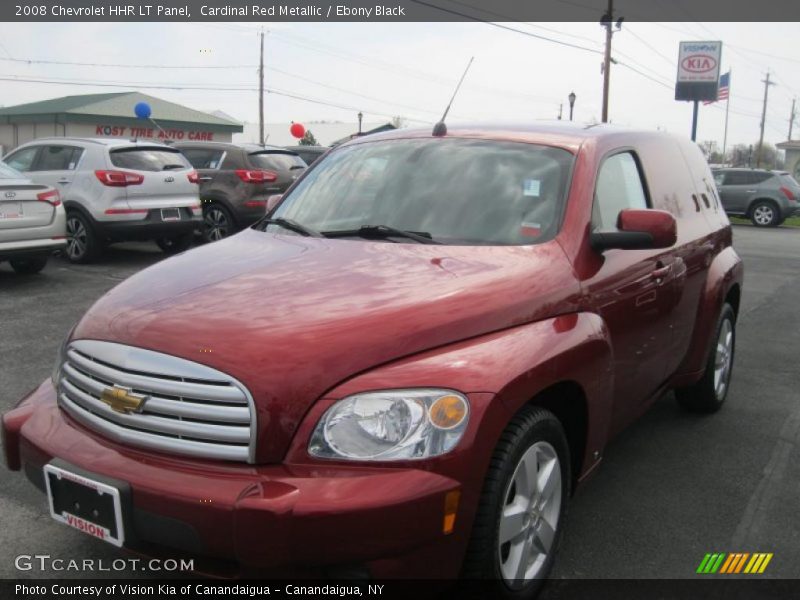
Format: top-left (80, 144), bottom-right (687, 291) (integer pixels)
top-left (265, 194), bottom-right (282, 214)
top-left (590, 208), bottom-right (677, 252)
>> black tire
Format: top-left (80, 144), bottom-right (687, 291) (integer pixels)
top-left (202, 203), bottom-right (236, 243)
top-left (156, 233), bottom-right (194, 255)
top-left (749, 200), bottom-right (780, 227)
top-left (9, 255), bottom-right (48, 274)
top-left (462, 406), bottom-right (570, 598)
top-left (65, 211), bottom-right (101, 263)
top-left (676, 303), bottom-right (736, 414)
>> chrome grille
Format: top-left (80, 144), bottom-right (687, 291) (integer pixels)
top-left (57, 340), bottom-right (256, 463)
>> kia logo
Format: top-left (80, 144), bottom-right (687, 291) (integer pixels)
top-left (163, 176), bottom-right (175, 183)
top-left (4, 191), bottom-right (16, 198)
top-left (682, 54), bottom-right (717, 74)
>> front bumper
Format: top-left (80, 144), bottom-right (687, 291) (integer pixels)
top-left (3, 382), bottom-right (464, 578)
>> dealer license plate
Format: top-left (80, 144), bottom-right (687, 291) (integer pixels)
top-left (160, 208), bottom-right (181, 221)
top-left (0, 202), bottom-right (23, 219)
top-left (44, 463), bottom-right (125, 547)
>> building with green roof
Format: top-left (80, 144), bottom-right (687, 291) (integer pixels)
top-left (0, 92), bottom-right (242, 154)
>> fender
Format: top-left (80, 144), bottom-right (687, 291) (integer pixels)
top-left (673, 245), bottom-right (743, 385)
top-left (284, 312), bottom-right (612, 569)
top-left (286, 310), bottom-right (612, 485)
top-left (62, 200), bottom-right (97, 225)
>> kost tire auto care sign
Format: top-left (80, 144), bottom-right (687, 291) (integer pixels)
top-left (94, 125), bottom-right (215, 141)
top-left (675, 41), bottom-right (722, 102)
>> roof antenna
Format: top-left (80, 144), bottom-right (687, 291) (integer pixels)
top-left (432, 56), bottom-right (474, 137)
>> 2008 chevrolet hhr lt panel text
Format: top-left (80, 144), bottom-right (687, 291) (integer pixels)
top-left (2, 123), bottom-right (742, 596)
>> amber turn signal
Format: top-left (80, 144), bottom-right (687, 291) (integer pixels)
top-left (443, 489), bottom-right (461, 535)
top-left (429, 394), bottom-right (468, 430)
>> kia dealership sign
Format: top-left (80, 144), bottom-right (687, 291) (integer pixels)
top-left (675, 41), bottom-right (722, 102)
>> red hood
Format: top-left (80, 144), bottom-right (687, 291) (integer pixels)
top-left (73, 229), bottom-right (580, 462)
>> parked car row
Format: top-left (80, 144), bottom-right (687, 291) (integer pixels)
top-left (0, 138), bottom-right (313, 265)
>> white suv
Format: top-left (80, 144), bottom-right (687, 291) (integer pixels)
top-left (3, 138), bottom-right (202, 262)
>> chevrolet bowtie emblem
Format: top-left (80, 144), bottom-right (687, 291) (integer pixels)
top-left (100, 385), bottom-right (148, 415)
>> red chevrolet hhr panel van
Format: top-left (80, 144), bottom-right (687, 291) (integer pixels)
top-left (3, 123), bottom-right (742, 596)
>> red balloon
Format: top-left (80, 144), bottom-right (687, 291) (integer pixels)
top-left (290, 123), bottom-right (305, 139)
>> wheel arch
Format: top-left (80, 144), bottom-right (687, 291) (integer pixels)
top-left (673, 246), bottom-right (743, 384)
top-left (200, 193), bottom-right (240, 227)
top-left (524, 380), bottom-right (588, 489)
top-left (747, 197), bottom-right (779, 217)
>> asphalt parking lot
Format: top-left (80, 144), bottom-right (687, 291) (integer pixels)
top-left (1, 225), bottom-right (798, 581)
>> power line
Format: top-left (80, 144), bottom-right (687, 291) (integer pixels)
top-left (407, 0), bottom-right (604, 55)
top-left (0, 75), bottom-right (434, 124)
top-left (0, 56), bottom-right (257, 69)
top-left (267, 30), bottom-right (563, 105)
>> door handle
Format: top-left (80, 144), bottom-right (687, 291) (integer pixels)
top-left (651, 264), bottom-right (671, 282)
top-left (198, 176), bottom-right (212, 182)
top-left (746, 189), bottom-right (756, 193)
top-left (57, 179), bottom-right (71, 184)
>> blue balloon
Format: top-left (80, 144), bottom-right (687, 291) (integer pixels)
top-left (134, 102), bottom-right (152, 119)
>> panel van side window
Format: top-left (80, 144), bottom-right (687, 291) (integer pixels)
top-left (592, 152), bottom-right (648, 230)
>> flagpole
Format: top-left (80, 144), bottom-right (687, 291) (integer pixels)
top-left (722, 70), bottom-right (730, 163)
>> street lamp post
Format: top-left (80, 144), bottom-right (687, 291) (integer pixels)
top-left (357, 111), bottom-right (363, 135)
top-left (568, 92), bottom-right (576, 121)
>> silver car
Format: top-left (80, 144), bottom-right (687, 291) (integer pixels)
top-left (3, 138), bottom-right (202, 262)
top-left (0, 161), bottom-right (66, 274)
top-left (712, 168), bottom-right (800, 227)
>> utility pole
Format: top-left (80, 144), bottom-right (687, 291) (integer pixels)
top-left (789, 98), bottom-right (796, 141)
top-left (258, 30), bottom-right (265, 146)
top-left (601, 0), bottom-right (613, 123)
top-left (558, 104), bottom-right (563, 120)
top-left (600, 0), bottom-right (622, 123)
top-left (756, 72), bottom-right (775, 168)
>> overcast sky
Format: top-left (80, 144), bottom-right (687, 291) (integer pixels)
top-left (0, 21), bottom-right (798, 150)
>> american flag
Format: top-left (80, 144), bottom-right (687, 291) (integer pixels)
top-left (704, 71), bottom-right (730, 105)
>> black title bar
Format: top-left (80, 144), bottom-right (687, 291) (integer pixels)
top-left (3, 0), bottom-right (800, 22)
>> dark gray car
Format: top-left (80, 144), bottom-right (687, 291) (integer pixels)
top-left (175, 142), bottom-right (307, 242)
top-left (285, 145), bottom-right (328, 166)
top-left (713, 168), bottom-right (800, 227)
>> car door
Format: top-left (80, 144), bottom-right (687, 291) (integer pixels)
top-left (180, 146), bottom-right (227, 196)
top-left (583, 151), bottom-right (682, 434)
top-left (718, 171), bottom-right (752, 214)
top-left (26, 144), bottom-right (84, 198)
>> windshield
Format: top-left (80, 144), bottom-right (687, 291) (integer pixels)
top-left (270, 138), bottom-right (574, 245)
top-left (0, 160), bottom-right (25, 180)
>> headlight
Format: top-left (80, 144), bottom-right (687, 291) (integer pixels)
top-left (308, 389), bottom-right (470, 461)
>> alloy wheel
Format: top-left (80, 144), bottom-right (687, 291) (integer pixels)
top-left (498, 441), bottom-right (562, 586)
top-left (65, 216), bottom-right (87, 261)
top-left (753, 205), bottom-right (774, 226)
top-left (714, 318), bottom-right (734, 399)
top-left (204, 207), bottom-right (230, 242)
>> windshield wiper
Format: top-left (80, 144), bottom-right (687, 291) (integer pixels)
top-left (261, 218), bottom-right (323, 237)
top-left (161, 164), bottom-right (186, 171)
top-left (323, 224), bottom-right (440, 245)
